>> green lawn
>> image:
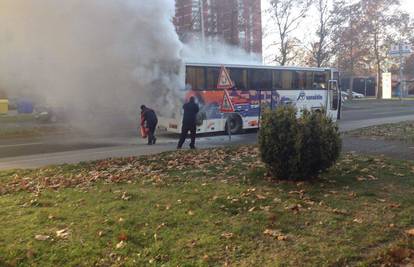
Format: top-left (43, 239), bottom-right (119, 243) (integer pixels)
top-left (0, 146), bottom-right (413, 266)
top-left (0, 114), bottom-right (36, 123)
top-left (0, 125), bottom-right (68, 139)
top-left (347, 121), bottom-right (414, 144)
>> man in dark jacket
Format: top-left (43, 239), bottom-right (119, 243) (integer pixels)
top-left (140, 105), bottom-right (158, 145)
top-left (177, 96), bottom-right (199, 149)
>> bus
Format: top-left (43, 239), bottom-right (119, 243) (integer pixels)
top-left (158, 62), bottom-right (341, 134)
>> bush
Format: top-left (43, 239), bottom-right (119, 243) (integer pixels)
top-left (258, 106), bottom-right (342, 180)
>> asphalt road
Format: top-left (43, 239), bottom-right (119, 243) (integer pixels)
top-left (0, 99), bottom-right (413, 170)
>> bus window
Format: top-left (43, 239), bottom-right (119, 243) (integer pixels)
top-left (206, 67), bottom-right (220, 90)
top-left (186, 66), bottom-right (205, 90)
top-left (229, 68), bottom-right (248, 90)
top-left (272, 70), bottom-right (282, 90)
top-left (306, 72), bottom-right (313, 89)
top-left (249, 69), bottom-right (272, 90)
top-left (281, 70), bottom-right (293, 90)
top-left (293, 71), bottom-right (312, 90)
top-left (313, 72), bottom-right (328, 90)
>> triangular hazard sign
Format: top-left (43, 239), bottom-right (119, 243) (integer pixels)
top-left (217, 66), bottom-right (234, 89)
top-left (220, 89), bottom-right (235, 113)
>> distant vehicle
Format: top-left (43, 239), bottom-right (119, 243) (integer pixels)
top-left (340, 91), bottom-right (348, 101)
top-left (158, 63), bottom-right (341, 134)
top-left (352, 91), bottom-right (365, 98)
top-left (341, 90), bottom-right (365, 99)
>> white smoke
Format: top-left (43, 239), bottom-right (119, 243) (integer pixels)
top-left (183, 39), bottom-right (262, 65)
top-left (0, 0), bottom-right (184, 133)
top-left (0, 1), bottom-right (263, 134)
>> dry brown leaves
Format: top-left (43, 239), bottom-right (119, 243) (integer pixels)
top-left (263, 229), bottom-right (288, 241)
top-left (1, 146), bottom-right (259, 195)
top-left (406, 228), bottom-right (414, 236)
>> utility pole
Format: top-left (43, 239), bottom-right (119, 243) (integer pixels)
top-left (399, 43), bottom-right (405, 99)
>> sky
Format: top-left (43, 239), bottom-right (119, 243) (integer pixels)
top-left (261, 0), bottom-right (414, 64)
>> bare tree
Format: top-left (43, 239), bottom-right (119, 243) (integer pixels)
top-left (361, 0), bottom-right (406, 98)
top-left (306, 0), bottom-right (335, 67)
top-left (269, 0), bottom-right (312, 65)
top-left (331, 1), bottom-right (367, 76)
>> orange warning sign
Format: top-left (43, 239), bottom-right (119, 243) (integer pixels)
top-left (217, 66), bottom-right (234, 89)
top-left (220, 89), bottom-right (235, 113)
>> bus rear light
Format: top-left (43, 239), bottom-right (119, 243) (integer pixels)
top-left (169, 123), bottom-right (178, 129)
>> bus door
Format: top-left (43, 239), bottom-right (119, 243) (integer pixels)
top-left (328, 79), bottom-right (339, 116)
top-left (330, 70), bottom-right (341, 119)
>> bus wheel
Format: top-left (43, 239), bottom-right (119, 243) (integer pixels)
top-left (225, 114), bottom-right (243, 134)
top-left (196, 111), bottom-right (206, 126)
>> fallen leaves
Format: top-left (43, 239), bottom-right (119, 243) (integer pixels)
top-left (405, 228), bottom-right (414, 236)
top-left (0, 146), bottom-right (264, 195)
top-left (121, 192), bottom-right (131, 201)
top-left (56, 228), bottom-right (70, 239)
top-left (34, 234), bottom-right (50, 241)
top-left (356, 175), bottom-right (378, 181)
top-left (116, 241), bottom-right (126, 249)
top-left (263, 229), bottom-right (288, 241)
top-left (118, 233), bottom-right (128, 241)
top-left (353, 218), bottom-right (363, 224)
top-left (285, 204), bottom-right (302, 213)
top-left (187, 210), bottom-right (195, 216)
top-left (221, 232), bottom-right (234, 239)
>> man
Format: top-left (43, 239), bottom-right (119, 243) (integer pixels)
top-left (177, 96), bottom-right (199, 149)
top-left (140, 105), bottom-right (158, 145)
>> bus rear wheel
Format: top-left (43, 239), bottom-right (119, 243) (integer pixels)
top-left (225, 114), bottom-right (243, 134)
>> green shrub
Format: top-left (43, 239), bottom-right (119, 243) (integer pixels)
top-left (258, 106), bottom-right (341, 180)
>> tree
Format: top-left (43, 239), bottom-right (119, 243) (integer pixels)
top-left (269, 0), bottom-right (312, 65)
top-left (331, 0), bottom-right (368, 77)
top-left (306, 0), bottom-right (335, 67)
top-left (359, 0), bottom-right (403, 98)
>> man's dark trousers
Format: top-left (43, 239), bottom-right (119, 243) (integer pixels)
top-left (177, 124), bottom-right (196, 149)
top-left (147, 122), bottom-right (157, 144)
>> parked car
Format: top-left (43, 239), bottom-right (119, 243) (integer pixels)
top-left (352, 91), bottom-right (365, 98)
top-left (341, 90), bottom-right (365, 99)
top-left (340, 91), bottom-right (349, 102)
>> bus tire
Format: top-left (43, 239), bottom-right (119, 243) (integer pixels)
top-left (196, 111), bottom-right (206, 126)
top-left (225, 114), bottom-right (243, 134)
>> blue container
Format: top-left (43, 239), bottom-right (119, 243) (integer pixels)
top-left (17, 101), bottom-right (34, 114)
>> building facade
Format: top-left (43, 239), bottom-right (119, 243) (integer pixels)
top-left (174, 0), bottom-right (262, 56)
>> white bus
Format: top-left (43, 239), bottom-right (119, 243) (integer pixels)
top-left (159, 63), bottom-right (341, 134)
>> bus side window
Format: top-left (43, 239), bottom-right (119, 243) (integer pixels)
top-left (229, 68), bottom-right (248, 90)
top-left (186, 66), bottom-right (205, 90)
top-left (306, 71), bottom-right (313, 90)
top-left (281, 70), bottom-right (293, 90)
top-left (313, 72), bottom-right (328, 90)
top-left (206, 67), bottom-right (220, 90)
top-left (272, 70), bottom-right (282, 90)
top-left (293, 71), bottom-right (310, 90)
top-left (249, 69), bottom-right (272, 90)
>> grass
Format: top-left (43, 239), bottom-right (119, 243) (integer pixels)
top-left (0, 146), bottom-right (413, 266)
top-left (0, 125), bottom-right (68, 139)
top-left (0, 114), bottom-right (69, 138)
top-left (0, 114), bottom-right (36, 123)
top-left (347, 121), bottom-right (414, 144)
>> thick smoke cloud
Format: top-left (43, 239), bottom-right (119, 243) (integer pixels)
top-left (0, 0), bottom-right (183, 133)
top-left (0, 0), bottom-right (262, 134)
